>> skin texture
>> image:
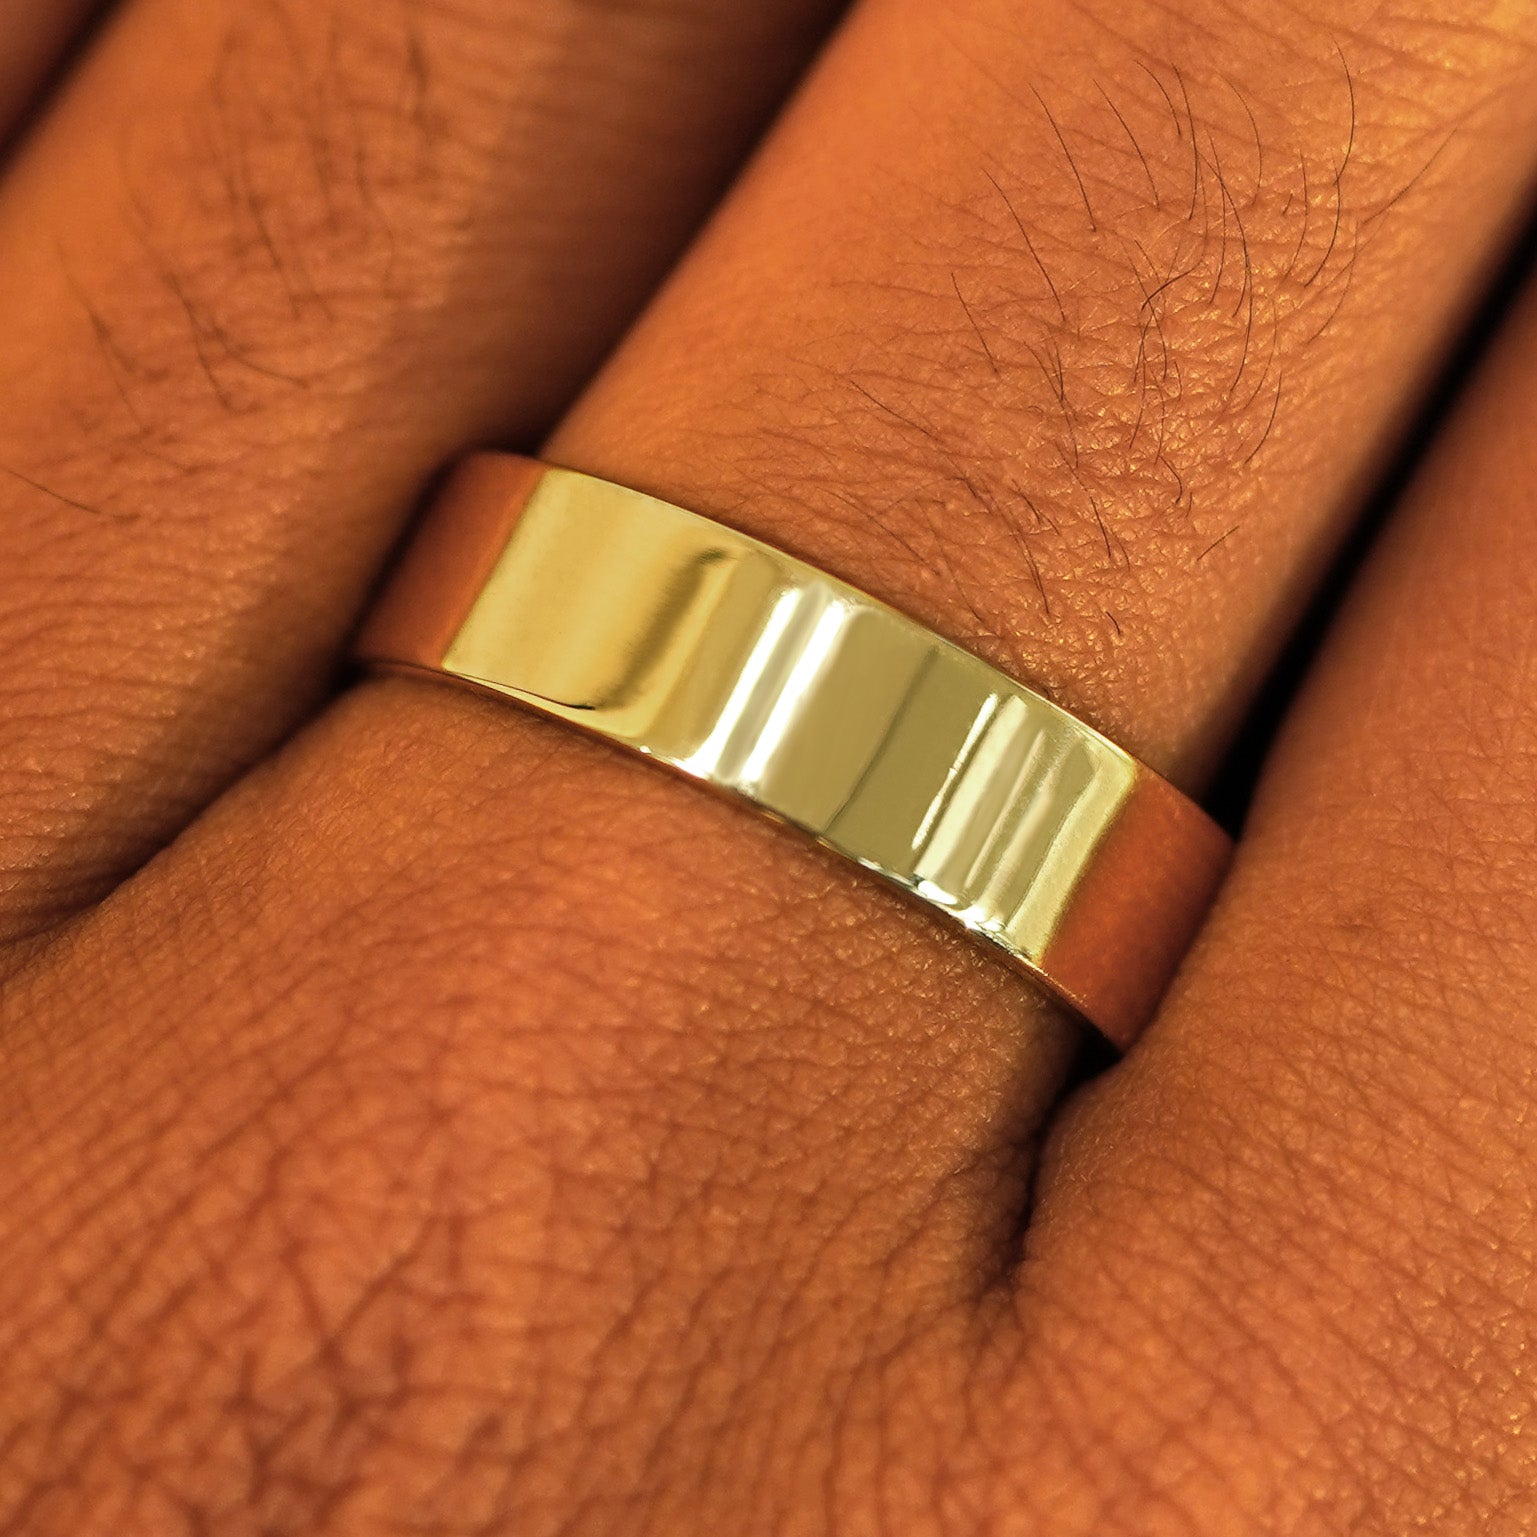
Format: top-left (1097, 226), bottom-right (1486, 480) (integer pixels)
top-left (0, 0), bottom-right (844, 939)
top-left (3, 0), bottom-right (1537, 1532)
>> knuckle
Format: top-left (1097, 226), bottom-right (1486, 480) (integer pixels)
top-left (0, 692), bottom-right (1035, 1530)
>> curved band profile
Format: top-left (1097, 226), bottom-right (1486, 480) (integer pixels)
top-left (357, 455), bottom-right (1231, 1049)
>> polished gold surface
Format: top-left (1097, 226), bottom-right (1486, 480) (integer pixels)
top-left (358, 456), bottom-right (1232, 1048)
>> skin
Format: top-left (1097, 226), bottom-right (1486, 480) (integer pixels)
top-left (0, 0), bottom-right (99, 144)
top-left (2, 0), bottom-right (1537, 1531)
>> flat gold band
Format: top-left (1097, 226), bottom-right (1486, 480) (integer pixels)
top-left (357, 455), bottom-right (1231, 1048)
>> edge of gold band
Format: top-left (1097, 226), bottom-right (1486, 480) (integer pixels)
top-left (356, 455), bottom-right (1232, 1049)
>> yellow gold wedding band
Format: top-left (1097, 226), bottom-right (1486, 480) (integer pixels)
top-left (357, 456), bottom-right (1231, 1049)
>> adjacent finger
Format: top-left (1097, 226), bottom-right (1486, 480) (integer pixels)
top-left (0, 0), bottom-right (843, 944)
top-left (0, 0), bottom-right (99, 147)
top-left (1009, 261), bottom-right (1537, 1527)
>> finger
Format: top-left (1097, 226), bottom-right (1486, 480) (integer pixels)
top-left (302, 0), bottom-right (1537, 1213)
top-left (0, 0), bottom-right (843, 942)
top-left (1011, 267), bottom-right (1537, 1525)
top-left (0, 0), bottom-right (99, 146)
top-left (9, 0), bottom-right (1537, 1527)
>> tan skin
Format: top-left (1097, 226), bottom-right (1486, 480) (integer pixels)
top-left (2, 0), bottom-right (1537, 1529)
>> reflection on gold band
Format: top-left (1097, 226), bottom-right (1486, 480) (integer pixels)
top-left (357, 456), bottom-right (1232, 1049)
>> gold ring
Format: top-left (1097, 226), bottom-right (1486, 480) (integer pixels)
top-left (357, 455), bottom-right (1231, 1049)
